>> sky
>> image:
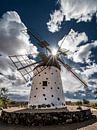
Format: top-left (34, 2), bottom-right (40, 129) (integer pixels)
top-left (0, 0), bottom-right (97, 101)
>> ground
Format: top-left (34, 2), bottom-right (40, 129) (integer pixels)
top-left (0, 107), bottom-right (97, 130)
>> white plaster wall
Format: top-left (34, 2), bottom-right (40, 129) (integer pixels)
top-left (29, 66), bottom-right (65, 108)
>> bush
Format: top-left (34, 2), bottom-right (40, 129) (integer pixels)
top-left (77, 106), bottom-right (82, 110)
top-left (83, 99), bottom-right (90, 105)
top-left (76, 101), bottom-right (82, 106)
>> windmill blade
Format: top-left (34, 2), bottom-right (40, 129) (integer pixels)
top-left (27, 29), bottom-right (51, 53)
top-left (57, 34), bottom-right (73, 56)
top-left (18, 66), bottom-right (34, 82)
top-left (58, 58), bottom-right (88, 87)
top-left (58, 49), bottom-right (69, 57)
top-left (17, 60), bottom-right (41, 70)
top-left (32, 66), bottom-right (48, 79)
top-left (59, 48), bottom-right (73, 56)
top-left (9, 54), bottom-right (36, 70)
top-left (9, 54), bottom-right (40, 82)
top-left (57, 35), bottom-right (66, 54)
top-left (31, 54), bottom-right (55, 79)
top-left (17, 60), bottom-right (41, 81)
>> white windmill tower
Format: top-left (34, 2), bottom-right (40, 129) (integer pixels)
top-left (29, 56), bottom-right (65, 109)
top-left (9, 29), bottom-right (87, 110)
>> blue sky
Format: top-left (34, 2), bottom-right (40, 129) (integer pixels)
top-left (0, 0), bottom-right (97, 101)
top-left (0, 0), bottom-right (59, 44)
top-left (1, 0), bottom-right (97, 44)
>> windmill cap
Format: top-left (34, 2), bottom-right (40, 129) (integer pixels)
top-left (34, 56), bottom-right (61, 70)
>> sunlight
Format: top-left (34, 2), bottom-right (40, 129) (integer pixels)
top-left (51, 48), bottom-right (58, 56)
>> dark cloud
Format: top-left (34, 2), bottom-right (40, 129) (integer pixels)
top-left (8, 93), bottom-right (29, 101)
top-left (65, 89), bottom-right (95, 100)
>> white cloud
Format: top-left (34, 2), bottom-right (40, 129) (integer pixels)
top-left (61, 66), bottom-right (84, 93)
top-left (59, 29), bottom-right (97, 95)
top-left (82, 63), bottom-right (97, 79)
top-left (0, 11), bottom-right (38, 101)
top-left (47, 0), bottom-right (97, 32)
top-left (58, 29), bottom-right (88, 52)
top-left (58, 29), bottom-right (97, 64)
top-left (72, 41), bottom-right (97, 63)
top-left (80, 64), bottom-right (97, 91)
top-left (0, 11), bottom-right (38, 55)
top-left (47, 0), bottom-right (97, 96)
top-left (47, 10), bottom-right (64, 33)
top-left (0, 75), bottom-right (30, 101)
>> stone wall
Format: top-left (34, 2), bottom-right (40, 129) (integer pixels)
top-left (1, 109), bottom-right (93, 126)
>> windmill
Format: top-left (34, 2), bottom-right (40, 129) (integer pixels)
top-left (9, 29), bottom-right (87, 109)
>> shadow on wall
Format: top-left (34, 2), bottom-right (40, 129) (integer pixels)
top-left (0, 118), bottom-right (97, 130)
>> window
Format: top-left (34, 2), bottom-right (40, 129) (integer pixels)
top-left (57, 87), bottom-right (59, 89)
top-left (57, 98), bottom-right (60, 101)
top-left (51, 103), bottom-right (54, 106)
top-left (62, 103), bottom-right (64, 105)
top-left (42, 81), bottom-right (47, 86)
top-left (44, 98), bottom-right (47, 100)
top-left (43, 94), bottom-right (46, 96)
top-left (46, 78), bottom-right (48, 80)
top-left (51, 95), bottom-right (54, 97)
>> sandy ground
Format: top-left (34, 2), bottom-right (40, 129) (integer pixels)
top-left (2, 105), bottom-right (89, 113)
top-left (0, 107), bottom-right (97, 130)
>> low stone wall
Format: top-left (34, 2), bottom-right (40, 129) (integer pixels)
top-left (1, 109), bottom-right (93, 126)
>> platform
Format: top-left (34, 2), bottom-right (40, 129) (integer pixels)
top-left (1, 106), bottom-right (93, 126)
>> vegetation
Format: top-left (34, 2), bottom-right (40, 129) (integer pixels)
top-left (82, 99), bottom-right (90, 105)
top-left (0, 87), bottom-right (9, 108)
top-left (76, 101), bottom-right (82, 106)
top-left (94, 88), bottom-right (97, 98)
top-left (77, 106), bottom-right (82, 110)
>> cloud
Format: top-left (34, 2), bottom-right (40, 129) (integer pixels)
top-left (47, 0), bottom-right (97, 98)
top-left (58, 29), bottom-right (88, 53)
top-left (47, 0), bottom-right (97, 32)
top-left (0, 11), bottom-right (38, 55)
top-left (0, 75), bottom-right (30, 101)
top-left (0, 11), bottom-right (38, 101)
top-left (65, 89), bottom-right (95, 100)
top-left (61, 66), bottom-right (84, 93)
top-left (82, 63), bottom-right (97, 79)
top-left (58, 29), bottom-right (97, 64)
top-left (59, 29), bottom-right (97, 98)
top-left (47, 10), bottom-right (64, 33)
top-left (72, 41), bottom-right (97, 63)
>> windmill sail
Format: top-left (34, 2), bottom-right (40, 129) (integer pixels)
top-left (32, 65), bottom-right (48, 79)
top-left (58, 58), bottom-right (88, 87)
top-left (27, 29), bottom-right (51, 53)
top-left (9, 54), bottom-right (38, 81)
